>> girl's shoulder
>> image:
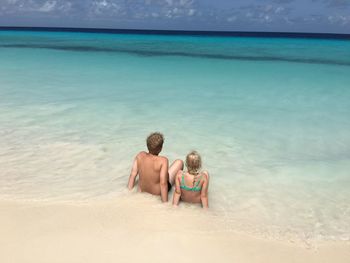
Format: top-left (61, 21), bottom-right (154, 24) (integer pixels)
top-left (176, 169), bottom-right (184, 178)
top-left (201, 170), bottom-right (209, 181)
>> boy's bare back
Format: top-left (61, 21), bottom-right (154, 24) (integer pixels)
top-left (136, 151), bottom-right (169, 195)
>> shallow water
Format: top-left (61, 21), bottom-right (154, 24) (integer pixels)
top-left (0, 30), bottom-right (350, 243)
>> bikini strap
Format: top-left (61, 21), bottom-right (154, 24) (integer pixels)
top-left (194, 174), bottom-right (203, 187)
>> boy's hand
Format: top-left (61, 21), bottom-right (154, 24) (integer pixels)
top-left (127, 157), bottom-right (138, 190)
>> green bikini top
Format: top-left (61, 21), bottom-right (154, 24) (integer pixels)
top-left (180, 172), bottom-right (203, 192)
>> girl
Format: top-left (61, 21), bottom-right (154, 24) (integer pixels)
top-left (173, 151), bottom-right (209, 208)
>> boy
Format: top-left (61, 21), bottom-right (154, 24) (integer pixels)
top-left (127, 132), bottom-right (183, 202)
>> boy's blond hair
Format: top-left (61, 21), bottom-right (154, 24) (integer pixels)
top-left (186, 151), bottom-right (202, 175)
top-left (146, 132), bottom-right (164, 155)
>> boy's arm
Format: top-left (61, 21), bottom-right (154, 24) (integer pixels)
top-left (200, 172), bottom-right (209, 209)
top-left (159, 159), bottom-right (169, 202)
top-left (172, 172), bottom-right (181, 206)
top-left (127, 157), bottom-right (139, 190)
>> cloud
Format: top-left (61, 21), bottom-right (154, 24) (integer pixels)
top-left (272, 0), bottom-right (294, 3)
top-left (89, 0), bottom-right (123, 16)
top-left (328, 13), bottom-right (350, 24)
top-left (1, 0), bottom-right (72, 14)
top-left (126, 0), bottom-right (198, 20)
top-left (221, 4), bottom-right (292, 25)
top-left (38, 1), bottom-right (57, 12)
top-left (323, 0), bottom-right (350, 8)
top-left (0, 0), bottom-right (349, 32)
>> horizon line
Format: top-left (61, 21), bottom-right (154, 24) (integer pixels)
top-left (1, 26), bottom-right (350, 39)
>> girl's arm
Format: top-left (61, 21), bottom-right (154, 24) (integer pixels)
top-left (172, 172), bottom-right (181, 206)
top-left (200, 172), bottom-right (209, 209)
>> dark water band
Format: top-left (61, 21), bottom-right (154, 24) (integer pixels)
top-left (1, 27), bottom-right (350, 40)
top-left (1, 43), bottom-right (350, 67)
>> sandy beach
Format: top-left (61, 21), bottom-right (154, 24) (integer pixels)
top-left (1, 30), bottom-right (350, 263)
top-left (1, 194), bottom-right (349, 263)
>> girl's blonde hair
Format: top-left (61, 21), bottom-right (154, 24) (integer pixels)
top-left (185, 151), bottom-right (202, 175)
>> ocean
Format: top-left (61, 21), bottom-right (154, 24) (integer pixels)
top-left (0, 29), bottom-right (349, 244)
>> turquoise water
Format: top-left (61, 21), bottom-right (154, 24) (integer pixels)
top-left (0, 31), bottom-right (350, 243)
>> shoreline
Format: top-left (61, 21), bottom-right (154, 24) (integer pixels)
top-left (1, 197), bottom-right (349, 263)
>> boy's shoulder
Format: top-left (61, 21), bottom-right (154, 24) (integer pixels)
top-left (136, 152), bottom-right (168, 162)
top-left (157, 155), bottom-right (169, 163)
top-left (135, 151), bottom-right (147, 159)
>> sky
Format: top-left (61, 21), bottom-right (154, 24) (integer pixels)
top-left (0, 0), bottom-right (350, 33)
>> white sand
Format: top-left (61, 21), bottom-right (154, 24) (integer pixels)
top-left (1, 195), bottom-right (349, 263)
